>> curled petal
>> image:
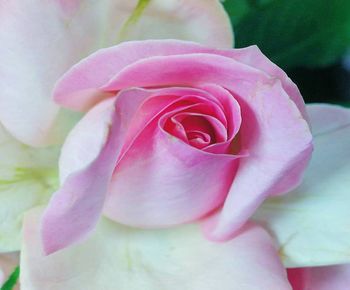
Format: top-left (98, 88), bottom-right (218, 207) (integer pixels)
top-left (41, 89), bottom-right (151, 254)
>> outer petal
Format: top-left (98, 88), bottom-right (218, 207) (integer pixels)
top-left (204, 81), bottom-right (312, 241)
top-left (54, 42), bottom-right (304, 116)
top-left (119, 0), bottom-right (233, 48)
top-left (0, 1), bottom-right (231, 146)
top-left (41, 89), bottom-right (153, 254)
top-left (22, 208), bottom-right (291, 290)
top-left (288, 265), bottom-right (350, 290)
top-left (254, 104), bottom-right (350, 267)
top-left (0, 0), bottom-right (106, 146)
top-left (0, 124), bottom-right (59, 252)
top-left (0, 252), bottom-right (19, 289)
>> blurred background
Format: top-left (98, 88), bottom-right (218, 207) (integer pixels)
top-left (223, 0), bottom-right (350, 106)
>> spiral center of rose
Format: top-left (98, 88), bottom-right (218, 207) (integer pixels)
top-left (159, 91), bottom-right (239, 154)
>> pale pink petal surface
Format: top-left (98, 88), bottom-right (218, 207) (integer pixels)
top-left (22, 208), bottom-right (292, 290)
top-left (255, 104), bottom-right (350, 267)
top-left (41, 89), bottom-right (151, 254)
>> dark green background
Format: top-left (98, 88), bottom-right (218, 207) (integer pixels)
top-left (224, 0), bottom-right (350, 105)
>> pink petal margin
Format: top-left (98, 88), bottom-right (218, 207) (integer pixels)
top-left (288, 265), bottom-right (350, 290)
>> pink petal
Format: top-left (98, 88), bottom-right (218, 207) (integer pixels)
top-left (53, 41), bottom-right (304, 117)
top-left (288, 265), bottom-right (350, 290)
top-left (203, 81), bottom-right (312, 241)
top-left (41, 89), bottom-right (151, 254)
top-left (104, 123), bottom-right (240, 227)
top-left (53, 40), bottom-right (224, 111)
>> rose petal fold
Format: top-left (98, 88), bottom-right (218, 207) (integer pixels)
top-left (41, 90), bottom-right (151, 254)
top-left (53, 41), bottom-right (304, 119)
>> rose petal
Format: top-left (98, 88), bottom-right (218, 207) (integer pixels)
top-left (41, 90), bottom-right (152, 254)
top-left (54, 42), bottom-right (303, 117)
top-left (53, 40), bottom-right (228, 111)
top-left (204, 81), bottom-right (312, 241)
top-left (103, 121), bottom-right (240, 227)
top-left (0, 124), bottom-right (59, 252)
top-left (0, 0), bottom-right (106, 146)
top-left (120, 0), bottom-right (233, 48)
top-left (254, 104), bottom-right (350, 267)
top-left (288, 265), bottom-right (350, 290)
top-left (22, 208), bottom-right (291, 290)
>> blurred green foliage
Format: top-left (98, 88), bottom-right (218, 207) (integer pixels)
top-left (224, 0), bottom-right (350, 69)
top-left (1, 266), bottom-right (19, 290)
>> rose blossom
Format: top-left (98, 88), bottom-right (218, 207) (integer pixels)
top-left (41, 39), bottom-right (313, 254)
top-left (20, 104), bottom-right (350, 289)
top-left (0, 0), bottom-right (232, 252)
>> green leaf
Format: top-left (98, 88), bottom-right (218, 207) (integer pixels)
top-left (233, 0), bottom-right (350, 69)
top-left (1, 266), bottom-right (19, 290)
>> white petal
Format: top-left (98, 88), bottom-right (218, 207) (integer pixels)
top-left (0, 125), bottom-right (59, 251)
top-left (119, 0), bottom-right (233, 48)
top-left (255, 104), bottom-right (350, 267)
top-left (0, 0), bottom-right (232, 146)
top-left (21, 208), bottom-right (291, 290)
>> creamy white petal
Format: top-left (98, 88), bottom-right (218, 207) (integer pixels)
top-left (0, 0), bottom-right (232, 146)
top-left (21, 208), bottom-right (290, 290)
top-left (255, 104), bottom-right (350, 267)
top-left (0, 125), bottom-right (59, 251)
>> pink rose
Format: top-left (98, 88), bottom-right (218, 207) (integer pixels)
top-left (42, 40), bottom-right (313, 254)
